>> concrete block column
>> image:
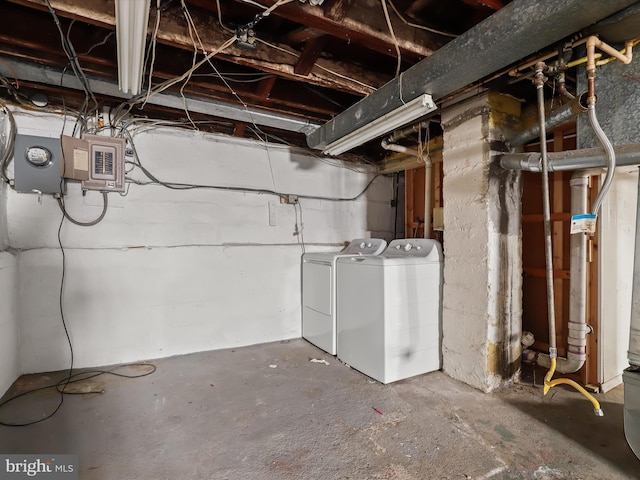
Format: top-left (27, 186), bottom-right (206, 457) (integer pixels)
top-left (441, 92), bottom-right (522, 392)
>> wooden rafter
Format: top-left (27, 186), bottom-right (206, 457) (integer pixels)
top-left (462, 0), bottom-right (505, 10)
top-left (294, 36), bottom-right (327, 76)
top-left (255, 75), bottom-right (278, 100)
top-left (323, 0), bottom-right (356, 21)
top-left (199, 0), bottom-right (441, 60)
top-left (8, 0), bottom-right (386, 96)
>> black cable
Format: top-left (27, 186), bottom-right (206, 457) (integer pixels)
top-left (0, 204), bottom-right (76, 427)
top-left (0, 100), bottom-right (16, 183)
top-left (57, 192), bottom-right (109, 227)
top-left (122, 127), bottom-right (379, 202)
top-left (0, 364), bottom-right (156, 427)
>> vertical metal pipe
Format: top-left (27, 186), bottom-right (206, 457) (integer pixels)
top-left (535, 65), bottom-right (557, 358)
top-left (424, 161), bottom-right (432, 239)
top-left (588, 104), bottom-right (617, 215)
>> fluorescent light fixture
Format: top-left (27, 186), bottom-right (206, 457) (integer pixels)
top-left (115, 0), bottom-right (151, 95)
top-left (322, 94), bottom-right (437, 156)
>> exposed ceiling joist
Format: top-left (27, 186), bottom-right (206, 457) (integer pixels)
top-left (9, 0), bottom-right (386, 96)
top-left (204, 0), bottom-right (441, 61)
top-left (0, 57), bottom-right (321, 135)
top-left (323, 0), bottom-right (356, 21)
top-left (294, 36), bottom-right (328, 76)
top-left (307, 0), bottom-right (640, 151)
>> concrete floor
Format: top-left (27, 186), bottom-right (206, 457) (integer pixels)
top-left (0, 339), bottom-right (638, 480)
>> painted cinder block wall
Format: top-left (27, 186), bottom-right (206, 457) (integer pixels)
top-left (5, 108), bottom-right (393, 379)
top-left (441, 93), bottom-right (523, 392)
top-left (0, 181), bottom-right (19, 397)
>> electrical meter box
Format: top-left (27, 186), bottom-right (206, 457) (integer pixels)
top-left (61, 134), bottom-right (125, 192)
top-left (14, 134), bottom-right (63, 194)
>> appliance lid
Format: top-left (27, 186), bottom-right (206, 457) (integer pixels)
top-left (382, 239), bottom-right (442, 261)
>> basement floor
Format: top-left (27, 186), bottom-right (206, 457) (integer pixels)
top-left (0, 339), bottom-right (638, 480)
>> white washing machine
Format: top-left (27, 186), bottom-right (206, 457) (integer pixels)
top-left (337, 238), bottom-right (443, 384)
top-left (302, 238), bottom-right (387, 355)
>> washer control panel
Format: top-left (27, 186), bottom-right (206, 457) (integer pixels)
top-left (384, 239), bottom-right (441, 258)
top-left (342, 238), bottom-right (387, 255)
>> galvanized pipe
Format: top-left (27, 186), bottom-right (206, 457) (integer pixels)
top-left (534, 65), bottom-right (558, 360)
top-left (499, 144), bottom-right (640, 172)
top-left (509, 93), bottom-right (588, 148)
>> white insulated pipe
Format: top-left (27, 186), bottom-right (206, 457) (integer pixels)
top-left (537, 170), bottom-right (596, 373)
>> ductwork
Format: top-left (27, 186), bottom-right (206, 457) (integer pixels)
top-left (0, 58), bottom-right (320, 136)
top-left (510, 93), bottom-right (588, 148)
top-left (306, 0), bottom-right (640, 151)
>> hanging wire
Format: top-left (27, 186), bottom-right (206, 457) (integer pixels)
top-left (381, 0), bottom-right (402, 77)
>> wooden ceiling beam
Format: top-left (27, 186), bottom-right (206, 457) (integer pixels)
top-left (294, 36), bottom-right (327, 76)
top-left (8, 0), bottom-right (385, 96)
top-left (323, 0), bottom-right (355, 21)
top-left (282, 27), bottom-right (326, 44)
top-left (199, 0), bottom-right (441, 60)
top-left (255, 75), bottom-right (277, 100)
top-left (233, 122), bottom-right (247, 137)
top-left (461, 0), bottom-right (505, 10)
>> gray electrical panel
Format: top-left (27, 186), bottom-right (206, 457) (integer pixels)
top-left (13, 134), bottom-right (63, 194)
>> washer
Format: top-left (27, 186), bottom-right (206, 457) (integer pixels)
top-left (336, 239), bottom-right (443, 383)
top-left (302, 238), bottom-right (387, 355)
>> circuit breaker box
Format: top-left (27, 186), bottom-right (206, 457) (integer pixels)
top-left (61, 134), bottom-right (125, 192)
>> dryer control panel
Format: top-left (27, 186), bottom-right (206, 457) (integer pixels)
top-left (342, 238), bottom-right (387, 255)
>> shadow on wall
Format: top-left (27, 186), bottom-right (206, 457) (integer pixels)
top-left (289, 153), bottom-right (317, 171)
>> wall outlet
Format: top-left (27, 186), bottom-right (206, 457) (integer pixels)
top-left (279, 195), bottom-right (298, 204)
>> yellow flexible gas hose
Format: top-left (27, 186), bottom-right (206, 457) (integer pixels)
top-left (543, 358), bottom-right (604, 416)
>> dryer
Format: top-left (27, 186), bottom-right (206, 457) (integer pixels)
top-left (302, 238), bottom-right (387, 355)
top-left (336, 239), bottom-right (443, 383)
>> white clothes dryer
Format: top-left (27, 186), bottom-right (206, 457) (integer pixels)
top-left (301, 238), bottom-right (387, 355)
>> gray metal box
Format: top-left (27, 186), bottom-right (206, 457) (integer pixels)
top-left (624, 368), bottom-right (640, 460)
top-left (13, 134), bottom-right (62, 194)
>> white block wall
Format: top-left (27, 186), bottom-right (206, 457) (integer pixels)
top-left (0, 181), bottom-right (18, 397)
top-left (441, 94), bottom-right (522, 392)
top-left (7, 109), bottom-right (393, 373)
top-left (599, 169), bottom-right (637, 391)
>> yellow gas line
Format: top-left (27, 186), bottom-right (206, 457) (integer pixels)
top-left (543, 358), bottom-right (604, 416)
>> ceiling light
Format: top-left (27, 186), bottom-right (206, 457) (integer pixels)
top-left (115, 0), bottom-right (151, 95)
top-left (322, 94), bottom-right (437, 156)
